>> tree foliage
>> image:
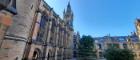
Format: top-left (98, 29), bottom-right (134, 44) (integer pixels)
top-left (77, 35), bottom-right (96, 60)
top-left (104, 48), bottom-right (135, 60)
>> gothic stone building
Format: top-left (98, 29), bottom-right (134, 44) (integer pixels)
top-left (136, 19), bottom-right (140, 40)
top-left (73, 32), bottom-right (80, 59)
top-left (0, 0), bottom-right (74, 60)
top-left (94, 33), bottom-right (140, 60)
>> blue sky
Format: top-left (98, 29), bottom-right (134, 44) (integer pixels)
top-left (45, 0), bottom-right (140, 37)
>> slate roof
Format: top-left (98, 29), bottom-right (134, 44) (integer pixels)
top-left (94, 34), bottom-right (139, 43)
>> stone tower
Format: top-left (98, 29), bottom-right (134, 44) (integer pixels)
top-left (63, 1), bottom-right (74, 27)
top-left (63, 1), bottom-right (74, 60)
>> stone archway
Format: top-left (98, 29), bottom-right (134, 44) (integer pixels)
top-left (47, 49), bottom-right (52, 60)
top-left (32, 48), bottom-right (42, 60)
top-left (57, 49), bottom-right (62, 60)
top-left (47, 52), bottom-right (51, 60)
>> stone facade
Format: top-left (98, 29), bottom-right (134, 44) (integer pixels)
top-left (73, 32), bottom-right (80, 59)
top-left (135, 19), bottom-right (140, 60)
top-left (94, 33), bottom-right (140, 60)
top-left (0, 0), bottom-right (74, 60)
top-left (136, 19), bottom-right (140, 40)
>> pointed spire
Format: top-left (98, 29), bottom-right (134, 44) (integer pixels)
top-left (66, 0), bottom-right (71, 13)
top-left (63, 0), bottom-right (73, 27)
top-left (67, 0), bottom-right (70, 6)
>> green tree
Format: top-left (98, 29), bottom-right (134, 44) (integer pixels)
top-left (104, 48), bottom-right (135, 60)
top-left (77, 35), bottom-right (96, 60)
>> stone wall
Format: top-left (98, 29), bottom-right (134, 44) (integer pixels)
top-left (0, 0), bottom-right (74, 60)
top-left (0, 0), bottom-right (39, 60)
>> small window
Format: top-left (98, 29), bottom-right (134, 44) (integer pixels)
top-left (123, 43), bottom-right (128, 49)
top-left (98, 44), bottom-right (102, 49)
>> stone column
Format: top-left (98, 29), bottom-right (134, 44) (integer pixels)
top-left (52, 20), bottom-right (57, 46)
top-left (54, 21), bottom-right (59, 60)
top-left (0, 11), bottom-right (12, 47)
top-left (0, 0), bottom-right (39, 60)
top-left (46, 19), bottom-right (52, 44)
top-left (0, 11), bottom-right (13, 60)
top-left (58, 48), bottom-right (64, 60)
top-left (54, 47), bottom-right (59, 60)
top-left (63, 30), bottom-right (67, 49)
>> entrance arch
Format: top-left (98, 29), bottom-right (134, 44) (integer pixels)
top-left (47, 52), bottom-right (51, 60)
top-left (32, 48), bottom-right (42, 60)
top-left (47, 49), bottom-right (53, 60)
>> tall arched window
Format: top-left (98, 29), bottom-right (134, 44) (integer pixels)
top-left (36, 15), bottom-right (48, 42)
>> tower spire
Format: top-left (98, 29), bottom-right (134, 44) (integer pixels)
top-left (63, 0), bottom-right (73, 27)
top-left (66, 0), bottom-right (71, 13)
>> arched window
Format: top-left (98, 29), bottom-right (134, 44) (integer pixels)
top-left (36, 15), bottom-right (48, 42)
